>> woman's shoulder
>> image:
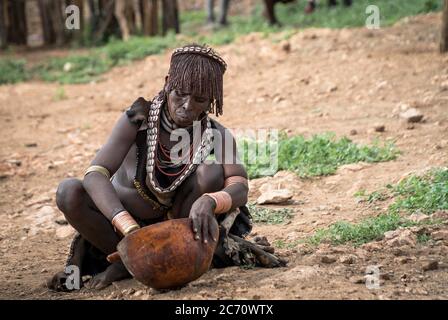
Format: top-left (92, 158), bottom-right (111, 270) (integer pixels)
top-left (125, 97), bottom-right (152, 128)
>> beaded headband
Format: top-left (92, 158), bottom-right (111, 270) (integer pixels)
top-left (171, 45), bottom-right (227, 74)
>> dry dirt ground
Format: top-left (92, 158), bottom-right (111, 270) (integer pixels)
top-left (0, 13), bottom-right (447, 300)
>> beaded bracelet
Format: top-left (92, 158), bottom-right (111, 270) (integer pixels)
top-left (204, 191), bottom-right (232, 214)
top-left (111, 211), bottom-right (140, 236)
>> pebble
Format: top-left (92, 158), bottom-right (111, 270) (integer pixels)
top-left (320, 256), bottom-right (337, 264)
top-left (25, 143), bottom-right (38, 148)
top-left (257, 189), bottom-right (293, 205)
top-left (339, 254), bottom-right (357, 265)
top-left (400, 108), bottom-right (424, 123)
top-left (55, 225), bottom-right (75, 239)
top-left (422, 260), bottom-right (439, 272)
top-left (431, 230), bottom-right (448, 241)
top-left (374, 124), bottom-right (385, 132)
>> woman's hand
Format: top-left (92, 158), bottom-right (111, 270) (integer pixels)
top-left (189, 195), bottom-right (218, 244)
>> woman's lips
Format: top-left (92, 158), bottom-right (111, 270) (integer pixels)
top-left (175, 113), bottom-right (190, 121)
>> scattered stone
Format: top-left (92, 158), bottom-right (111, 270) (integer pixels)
top-left (339, 254), bottom-right (357, 265)
top-left (320, 256), bottom-right (337, 264)
top-left (328, 85), bottom-right (338, 93)
top-left (432, 210), bottom-right (448, 221)
top-left (380, 272), bottom-right (393, 280)
top-left (350, 276), bottom-right (365, 284)
top-left (361, 242), bottom-right (382, 252)
top-left (6, 159), bottom-right (21, 166)
top-left (374, 124), bottom-right (385, 132)
top-left (257, 189), bottom-right (293, 205)
top-left (55, 218), bottom-right (68, 226)
top-left (280, 41), bottom-right (291, 53)
top-left (25, 143), bottom-right (38, 148)
top-left (422, 260), bottom-right (439, 272)
top-left (273, 96), bottom-right (285, 104)
top-left (400, 108), bottom-right (424, 123)
top-left (399, 257), bottom-right (411, 264)
top-left (384, 229), bottom-right (417, 247)
top-left (431, 230), bottom-right (448, 241)
top-left (55, 225), bottom-right (75, 239)
top-left (41, 268), bottom-right (48, 273)
top-left (127, 288), bottom-right (136, 295)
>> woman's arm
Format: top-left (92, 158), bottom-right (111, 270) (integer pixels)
top-left (189, 123), bottom-right (249, 243)
top-left (82, 98), bottom-right (150, 221)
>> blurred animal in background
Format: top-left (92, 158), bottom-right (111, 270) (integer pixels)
top-left (263, 0), bottom-right (296, 26)
top-left (305, 0), bottom-right (353, 14)
top-left (114, 0), bottom-right (142, 41)
top-left (205, 0), bottom-right (231, 27)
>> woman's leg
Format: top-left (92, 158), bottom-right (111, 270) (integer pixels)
top-left (49, 178), bottom-right (129, 290)
top-left (56, 178), bottom-right (120, 254)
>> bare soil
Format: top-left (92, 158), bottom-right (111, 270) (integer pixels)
top-left (0, 13), bottom-right (447, 300)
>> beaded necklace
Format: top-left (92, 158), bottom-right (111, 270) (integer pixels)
top-left (146, 93), bottom-right (213, 194)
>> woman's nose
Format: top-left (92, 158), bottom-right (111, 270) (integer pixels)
top-left (182, 96), bottom-right (192, 111)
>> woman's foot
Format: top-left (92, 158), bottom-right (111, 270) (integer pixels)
top-left (85, 262), bottom-right (131, 290)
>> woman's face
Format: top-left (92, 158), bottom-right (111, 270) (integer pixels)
top-left (166, 88), bottom-right (210, 127)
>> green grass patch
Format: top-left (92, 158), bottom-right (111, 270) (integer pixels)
top-left (247, 202), bottom-right (294, 224)
top-left (417, 233), bottom-right (431, 244)
top-left (389, 168), bottom-right (448, 215)
top-left (1, 0), bottom-right (442, 85)
top-left (34, 54), bottom-right (112, 84)
top-left (309, 168), bottom-right (448, 246)
top-left (0, 59), bottom-right (28, 84)
top-left (308, 212), bottom-right (413, 246)
top-left (272, 239), bottom-right (302, 249)
top-left (239, 132), bottom-right (398, 179)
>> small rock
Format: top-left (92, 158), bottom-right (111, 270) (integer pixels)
top-left (321, 256), bottom-right (336, 264)
top-left (384, 229), bottom-right (417, 247)
top-left (431, 230), bottom-right (448, 241)
top-left (281, 41), bottom-right (291, 53)
top-left (349, 129), bottom-right (358, 135)
top-left (374, 124), bottom-right (385, 132)
top-left (273, 96), bottom-right (285, 104)
top-left (328, 85), bottom-right (338, 93)
top-left (55, 218), bottom-right (68, 225)
top-left (6, 159), bottom-right (21, 166)
top-left (422, 260), bottom-right (439, 272)
top-left (361, 242), bottom-right (382, 252)
top-left (400, 108), bottom-right (424, 123)
top-left (25, 143), bottom-right (38, 148)
top-left (380, 272), bottom-right (393, 280)
top-left (432, 210), bottom-right (448, 221)
top-left (339, 254), bottom-right (357, 265)
top-left (55, 225), bottom-right (75, 239)
top-left (257, 189), bottom-right (293, 205)
top-left (41, 268), bottom-right (48, 273)
top-left (399, 257), bottom-right (411, 264)
top-left (350, 276), bottom-right (365, 284)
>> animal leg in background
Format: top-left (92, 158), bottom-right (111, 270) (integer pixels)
top-left (115, 0), bottom-right (130, 41)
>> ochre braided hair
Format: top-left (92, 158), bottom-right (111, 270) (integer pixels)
top-left (166, 44), bottom-right (227, 116)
